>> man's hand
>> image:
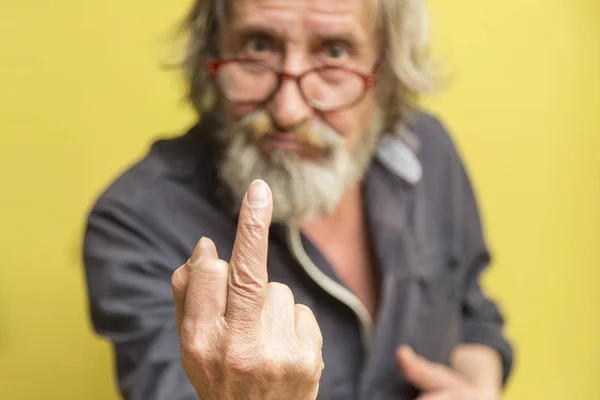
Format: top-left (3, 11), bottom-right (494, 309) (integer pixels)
top-left (397, 346), bottom-right (500, 400)
top-left (171, 179), bottom-right (324, 400)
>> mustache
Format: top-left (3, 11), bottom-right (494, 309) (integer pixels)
top-left (237, 110), bottom-right (340, 151)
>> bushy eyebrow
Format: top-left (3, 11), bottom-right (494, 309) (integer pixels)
top-left (229, 20), bottom-right (367, 49)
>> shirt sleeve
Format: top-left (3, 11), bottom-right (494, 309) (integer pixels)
top-left (82, 199), bottom-right (198, 400)
top-left (456, 157), bottom-right (515, 386)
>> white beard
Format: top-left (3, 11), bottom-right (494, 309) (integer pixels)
top-left (218, 108), bottom-right (384, 223)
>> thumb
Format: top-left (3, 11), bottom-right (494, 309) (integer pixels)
top-left (396, 346), bottom-right (458, 392)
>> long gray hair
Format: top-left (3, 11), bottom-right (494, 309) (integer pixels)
top-left (177, 0), bottom-right (436, 130)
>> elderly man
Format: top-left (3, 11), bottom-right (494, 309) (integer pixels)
top-left (83, 0), bottom-right (514, 399)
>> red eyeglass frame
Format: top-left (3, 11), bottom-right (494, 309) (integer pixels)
top-left (204, 58), bottom-right (380, 112)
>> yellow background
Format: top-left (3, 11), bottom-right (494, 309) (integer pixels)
top-left (1, 0), bottom-right (599, 399)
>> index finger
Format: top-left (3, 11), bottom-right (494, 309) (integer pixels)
top-left (226, 179), bottom-right (273, 332)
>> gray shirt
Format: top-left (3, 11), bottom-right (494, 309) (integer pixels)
top-left (82, 111), bottom-right (513, 400)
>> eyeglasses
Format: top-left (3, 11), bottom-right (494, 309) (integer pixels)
top-left (205, 58), bottom-right (378, 112)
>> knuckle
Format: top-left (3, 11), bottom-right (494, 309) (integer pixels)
top-left (261, 347), bottom-right (321, 382)
top-left (230, 241), bottom-right (263, 277)
top-left (229, 274), bottom-right (266, 299)
top-left (241, 209), bottom-right (268, 237)
top-left (180, 326), bottom-right (221, 367)
top-left (171, 265), bottom-right (187, 292)
top-left (294, 303), bottom-right (314, 315)
top-left (404, 364), bottom-right (424, 382)
top-left (223, 343), bottom-right (320, 382)
top-left (295, 304), bottom-right (323, 346)
top-left (268, 282), bottom-right (294, 300)
top-left (198, 258), bottom-right (229, 277)
top-left (180, 329), bottom-right (209, 358)
top-left (295, 349), bottom-right (322, 375)
top-left (224, 348), bottom-right (256, 375)
top-left (228, 257), bottom-right (266, 296)
top-left (236, 239), bottom-right (261, 266)
top-left (258, 350), bottom-right (288, 381)
top-left (313, 328), bottom-right (324, 348)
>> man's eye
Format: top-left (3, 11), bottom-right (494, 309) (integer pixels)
top-left (247, 38), bottom-right (270, 52)
top-left (325, 44), bottom-right (348, 59)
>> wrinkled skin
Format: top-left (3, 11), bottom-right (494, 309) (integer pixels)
top-left (171, 180), bottom-right (324, 400)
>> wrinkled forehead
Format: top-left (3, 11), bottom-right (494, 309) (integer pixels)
top-left (224, 0), bottom-right (377, 43)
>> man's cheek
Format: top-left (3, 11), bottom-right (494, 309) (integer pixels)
top-left (227, 103), bottom-right (258, 119)
top-left (321, 111), bottom-right (361, 149)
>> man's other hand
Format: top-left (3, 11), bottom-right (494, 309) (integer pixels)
top-left (171, 179), bottom-right (324, 400)
top-left (397, 346), bottom-right (500, 400)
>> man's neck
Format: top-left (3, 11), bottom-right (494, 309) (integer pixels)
top-left (298, 181), bottom-right (363, 232)
top-left (298, 181), bottom-right (381, 319)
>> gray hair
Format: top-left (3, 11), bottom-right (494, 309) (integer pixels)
top-left (177, 0), bottom-right (436, 130)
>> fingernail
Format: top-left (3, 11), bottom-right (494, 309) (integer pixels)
top-left (172, 266), bottom-right (187, 288)
top-left (247, 179), bottom-right (270, 207)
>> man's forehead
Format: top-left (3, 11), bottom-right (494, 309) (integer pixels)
top-left (228, 0), bottom-right (375, 33)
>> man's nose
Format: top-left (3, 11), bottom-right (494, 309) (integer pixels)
top-left (266, 75), bottom-right (313, 131)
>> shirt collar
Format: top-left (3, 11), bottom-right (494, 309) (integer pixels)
top-left (375, 122), bottom-right (423, 186)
